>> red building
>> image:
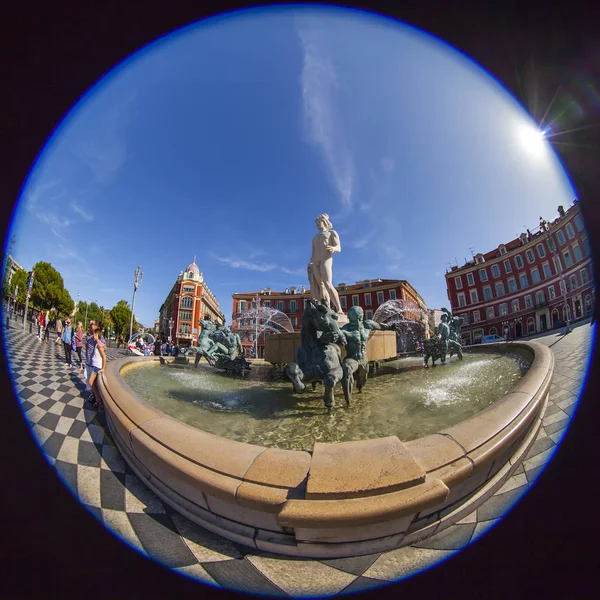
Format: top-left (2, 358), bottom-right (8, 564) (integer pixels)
top-left (232, 279), bottom-right (429, 357)
top-left (445, 200), bottom-right (595, 344)
top-left (158, 259), bottom-right (225, 348)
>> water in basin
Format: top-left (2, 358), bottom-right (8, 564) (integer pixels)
top-left (122, 353), bottom-right (529, 451)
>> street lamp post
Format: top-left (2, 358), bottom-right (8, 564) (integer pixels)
top-left (254, 294), bottom-right (260, 358)
top-left (168, 317), bottom-right (174, 344)
top-left (129, 265), bottom-right (144, 345)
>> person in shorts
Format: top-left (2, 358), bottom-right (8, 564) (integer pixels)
top-left (87, 327), bottom-right (106, 407)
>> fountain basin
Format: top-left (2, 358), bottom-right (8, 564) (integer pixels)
top-left (264, 329), bottom-right (398, 364)
top-left (96, 341), bottom-right (553, 558)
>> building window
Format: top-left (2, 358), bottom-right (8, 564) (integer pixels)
top-left (365, 293), bottom-right (372, 306)
top-left (366, 310), bottom-right (373, 320)
top-left (556, 230), bottom-right (566, 245)
top-left (499, 245), bottom-right (507, 255)
top-left (340, 296), bottom-right (347, 309)
top-left (581, 235), bottom-right (590, 256)
top-left (473, 328), bottom-right (484, 342)
top-left (495, 282), bottom-right (505, 297)
top-left (377, 291), bottom-right (384, 304)
top-left (531, 268), bottom-right (541, 284)
top-left (489, 327), bottom-right (498, 335)
top-left (289, 300), bottom-right (297, 312)
top-left (263, 300), bottom-right (271, 308)
top-left (181, 296), bottom-right (193, 309)
top-left (473, 310), bottom-right (481, 323)
top-left (503, 260), bottom-right (512, 274)
top-left (239, 301), bottom-right (246, 312)
top-left (362, 282), bottom-right (371, 289)
top-left (458, 292), bottom-right (466, 307)
top-left (548, 286), bottom-right (556, 300)
top-left (499, 303), bottom-right (508, 316)
top-left (507, 277), bottom-right (517, 293)
top-left (277, 301), bottom-right (284, 311)
top-left (179, 310), bottom-right (192, 322)
top-left (547, 237), bottom-right (556, 252)
top-left (339, 286), bottom-right (346, 292)
top-left (352, 295), bottom-right (360, 307)
top-left (526, 249), bottom-right (535, 263)
top-left (486, 306), bottom-right (494, 320)
top-left (580, 268), bottom-right (588, 285)
top-left (389, 289), bottom-right (397, 300)
top-left (570, 274), bottom-right (578, 291)
top-left (553, 255), bottom-right (562, 273)
top-left (565, 223), bottom-right (575, 240)
top-left (291, 317), bottom-right (297, 328)
top-left (180, 323), bottom-right (191, 334)
top-left (563, 250), bottom-right (573, 268)
top-left (536, 243), bottom-right (546, 258)
top-left (490, 265), bottom-right (500, 278)
top-left (519, 273), bottom-right (529, 289)
top-left (543, 263), bottom-right (552, 278)
top-left (479, 269), bottom-right (488, 282)
top-left (525, 295), bottom-right (533, 309)
top-left (572, 242), bottom-right (583, 262)
top-left (483, 286), bottom-right (493, 301)
top-left (470, 289), bottom-right (478, 304)
top-left (536, 291), bottom-right (545, 307)
top-left (515, 254), bottom-right (524, 269)
top-left (574, 214), bottom-right (584, 232)
top-left (467, 272), bottom-right (475, 286)
top-left (183, 285), bottom-right (195, 293)
top-left (512, 299), bottom-right (520, 312)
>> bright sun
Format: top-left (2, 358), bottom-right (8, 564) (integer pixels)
top-left (518, 123), bottom-right (549, 156)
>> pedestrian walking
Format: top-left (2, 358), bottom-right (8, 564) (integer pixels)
top-left (55, 316), bottom-right (63, 344)
top-left (87, 327), bottom-right (107, 408)
top-left (38, 311), bottom-right (45, 340)
top-left (74, 321), bottom-right (84, 372)
top-left (61, 319), bottom-right (74, 365)
top-left (43, 316), bottom-right (51, 343)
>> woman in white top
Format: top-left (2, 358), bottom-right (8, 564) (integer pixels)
top-left (87, 327), bottom-right (107, 408)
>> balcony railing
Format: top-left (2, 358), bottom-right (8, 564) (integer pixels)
top-left (535, 300), bottom-right (546, 309)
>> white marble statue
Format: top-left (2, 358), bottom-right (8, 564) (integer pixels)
top-left (307, 213), bottom-right (343, 314)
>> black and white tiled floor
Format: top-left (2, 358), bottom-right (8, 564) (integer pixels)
top-left (2, 317), bottom-right (595, 597)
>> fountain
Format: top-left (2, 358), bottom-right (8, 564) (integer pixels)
top-left (95, 213), bottom-right (554, 558)
top-left (373, 298), bottom-right (429, 353)
top-left (232, 301), bottom-right (295, 358)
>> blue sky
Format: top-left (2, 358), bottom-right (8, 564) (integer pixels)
top-left (8, 5), bottom-right (575, 327)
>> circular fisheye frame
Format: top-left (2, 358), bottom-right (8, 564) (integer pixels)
top-left (2, 4), bottom-right (595, 598)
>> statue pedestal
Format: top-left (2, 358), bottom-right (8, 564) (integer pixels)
top-left (337, 313), bottom-right (349, 326)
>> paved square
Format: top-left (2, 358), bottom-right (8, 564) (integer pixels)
top-left (2, 316), bottom-right (595, 596)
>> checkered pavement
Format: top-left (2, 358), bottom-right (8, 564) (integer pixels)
top-left (2, 316), bottom-right (594, 597)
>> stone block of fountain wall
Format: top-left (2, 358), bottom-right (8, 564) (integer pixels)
top-left (97, 341), bottom-right (553, 558)
top-left (263, 329), bottom-right (397, 365)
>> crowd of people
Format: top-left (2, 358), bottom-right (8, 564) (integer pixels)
top-left (36, 315), bottom-right (108, 409)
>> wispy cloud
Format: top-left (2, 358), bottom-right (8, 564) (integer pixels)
top-left (70, 202), bottom-right (94, 222)
top-left (349, 230), bottom-right (377, 250)
top-left (78, 89), bottom-right (137, 185)
top-left (297, 21), bottom-right (354, 207)
top-left (380, 157), bottom-right (395, 173)
top-left (211, 253), bottom-right (306, 278)
top-left (23, 178), bottom-right (65, 212)
top-left (212, 254), bottom-right (276, 272)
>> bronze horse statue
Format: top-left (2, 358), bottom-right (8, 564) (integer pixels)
top-left (284, 298), bottom-right (346, 411)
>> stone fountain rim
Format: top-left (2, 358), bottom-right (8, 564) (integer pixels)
top-left (96, 340), bottom-right (552, 556)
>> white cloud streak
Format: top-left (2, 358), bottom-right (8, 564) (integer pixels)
top-left (70, 202), bottom-right (94, 222)
top-left (78, 90), bottom-right (137, 185)
top-left (297, 23), bottom-right (354, 207)
top-left (211, 254), bottom-right (306, 278)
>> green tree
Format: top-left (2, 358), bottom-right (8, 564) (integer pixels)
top-left (110, 300), bottom-right (133, 339)
top-left (8, 269), bottom-right (28, 304)
top-left (29, 261), bottom-right (68, 313)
